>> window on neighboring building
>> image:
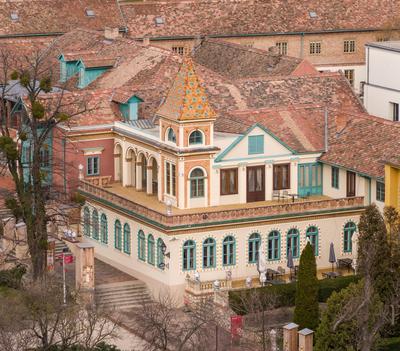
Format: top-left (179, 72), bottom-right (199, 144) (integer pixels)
top-left (344, 40), bottom-right (356, 53)
top-left (306, 226), bottom-right (319, 256)
top-left (189, 130), bottom-right (203, 145)
top-left (157, 238), bottom-right (165, 268)
top-left (183, 240), bottom-right (196, 270)
top-left (309, 41), bottom-right (321, 55)
top-left (167, 128), bottom-right (176, 143)
top-left (87, 156), bottom-right (99, 176)
top-left (331, 166), bottom-right (339, 189)
top-left (248, 135), bottom-right (264, 154)
top-left (223, 236), bottom-right (235, 266)
top-left (344, 69), bottom-right (355, 87)
top-left (92, 210), bottom-right (99, 240)
top-left (377, 37), bottom-right (389, 42)
top-left (287, 228), bottom-right (299, 258)
top-left (100, 213), bottom-right (108, 244)
top-left (165, 162), bottom-right (176, 196)
top-left (376, 181), bottom-right (385, 202)
top-left (202, 238), bottom-right (216, 268)
top-left (344, 222), bottom-right (356, 253)
top-left (273, 164), bottom-right (290, 190)
top-left (276, 42), bottom-right (288, 55)
top-left (248, 232), bottom-right (261, 263)
top-left (390, 102), bottom-right (399, 121)
top-left (220, 168), bottom-right (238, 195)
top-left (123, 223), bottom-right (131, 254)
top-left (172, 46), bottom-right (187, 55)
top-left (83, 207), bottom-right (90, 237)
top-left (148, 234), bottom-right (155, 265)
top-left (190, 168), bottom-right (205, 198)
top-left (268, 231), bottom-right (280, 261)
top-left (138, 230), bottom-right (145, 261)
top-left (346, 171), bottom-right (356, 197)
top-left (114, 220), bottom-right (122, 250)
top-left (40, 148), bottom-right (50, 168)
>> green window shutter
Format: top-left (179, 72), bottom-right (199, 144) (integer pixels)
top-left (248, 135), bottom-right (264, 155)
top-left (331, 166), bottom-right (339, 189)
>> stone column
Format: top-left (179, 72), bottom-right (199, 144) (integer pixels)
top-left (298, 328), bottom-right (314, 351)
top-left (136, 163), bottom-right (142, 191)
top-left (75, 243), bottom-right (95, 302)
top-left (283, 323), bottom-right (299, 351)
top-left (15, 221), bottom-right (28, 260)
top-left (265, 161), bottom-right (274, 200)
top-left (2, 217), bottom-right (15, 239)
top-left (147, 165), bottom-right (153, 195)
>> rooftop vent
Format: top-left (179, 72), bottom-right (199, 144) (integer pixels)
top-left (85, 9), bottom-right (95, 17)
top-left (309, 11), bottom-right (317, 19)
top-left (10, 11), bottom-right (18, 21)
top-left (155, 17), bottom-right (164, 26)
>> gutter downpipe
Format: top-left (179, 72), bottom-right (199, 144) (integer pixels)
top-left (324, 107), bottom-right (328, 152)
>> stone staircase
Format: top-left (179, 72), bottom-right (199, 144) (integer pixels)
top-left (54, 238), bottom-right (70, 257)
top-left (0, 208), bottom-right (13, 220)
top-left (95, 280), bottom-right (153, 310)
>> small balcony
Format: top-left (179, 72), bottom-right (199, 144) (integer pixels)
top-left (79, 180), bottom-right (365, 230)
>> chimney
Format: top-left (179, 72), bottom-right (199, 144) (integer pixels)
top-left (335, 114), bottom-right (348, 133)
top-left (104, 27), bottom-right (119, 40)
top-left (268, 45), bottom-right (280, 56)
top-left (143, 36), bottom-right (150, 46)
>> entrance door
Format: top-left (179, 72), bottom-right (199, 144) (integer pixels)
top-left (346, 171), bottom-right (356, 197)
top-left (298, 163), bottom-right (322, 197)
top-left (247, 166), bottom-right (265, 202)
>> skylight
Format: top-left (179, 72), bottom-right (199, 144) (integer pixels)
top-left (155, 17), bottom-right (164, 26)
top-left (309, 11), bottom-right (317, 19)
top-left (10, 12), bottom-right (18, 21)
top-left (85, 9), bottom-right (95, 17)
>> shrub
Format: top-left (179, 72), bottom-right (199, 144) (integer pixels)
top-left (0, 264), bottom-right (27, 289)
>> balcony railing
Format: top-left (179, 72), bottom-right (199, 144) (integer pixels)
top-left (79, 180), bottom-right (365, 229)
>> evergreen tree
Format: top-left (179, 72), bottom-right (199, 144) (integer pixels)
top-left (293, 242), bottom-right (319, 330)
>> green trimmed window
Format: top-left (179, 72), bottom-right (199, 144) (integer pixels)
top-left (123, 224), bottom-right (131, 254)
top-left (223, 236), bottom-right (235, 266)
top-left (268, 231), bottom-right (280, 260)
top-left (287, 228), bottom-right (299, 258)
top-left (248, 135), bottom-right (264, 155)
top-left (138, 230), bottom-right (145, 261)
top-left (376, 182), bottom-right (385, 202)
top-left (190, 168), bottom-right (205, 198)
top-left (92, 210), bottom-right (99, 240)
top-left (114, 220), bottom-right (122, 250)
top-left (183, 240), bottom-right (196, 270)
top-left (87, 156), bottom-right (99, 176)
top-left (331, 166), bottom-right (339, 189)
top-left (306, 226), bottom-right (319, 256)
top-left (100, 214), bottom-right (108, 244)
top-left (157, 238), bottom-right (165, 269)
top-left (344, 222), bottom-right (356, 253)
top-left (189, 130), bottom-right (203, 145)
top-left (148, 234), bottom-right (155, 265)
top-left (248, 232), bottom-right (261, 263)
top-left (83, 207), bottom-right (90, 237)
top-left (202, 238), bottom-right (216, 268)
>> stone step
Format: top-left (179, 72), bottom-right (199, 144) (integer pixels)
top-left (95, 284), bottom-right (147, 295)
top-left (96, 295), bottom-right (152, 305)
top-left (96, 300), bottom-right (152, 310)
top-left (95, 280), bottom-right (143, 290)
top-left (96, 291), bottom-right (150, 302)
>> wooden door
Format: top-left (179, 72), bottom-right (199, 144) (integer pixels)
top-left (346, 171), bottom-right (356, 197)
top-left (247, 166), bottom-right (265, 202)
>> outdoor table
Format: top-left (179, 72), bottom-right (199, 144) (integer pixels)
top-left (288, 193), bottom-right (299, 203)
top-left (322, 271), bottom-right (340, 279)
top-left (338, 258), bottom-right (353, 271)
top-left (267, 268), bottom-right (280, 280)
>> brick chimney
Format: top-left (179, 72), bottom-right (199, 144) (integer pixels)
top-left (268, 45), bottom-right (280, 56)
top-left (143, 36), bottom-right (150, 46)
top-left (104, 27), bottom-right (119, 40)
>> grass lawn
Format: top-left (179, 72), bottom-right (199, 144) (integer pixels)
top-left (378, 337), bottom-right (400, 351)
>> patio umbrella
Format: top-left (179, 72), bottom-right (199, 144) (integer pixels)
top-left (257, 243), bottom-right (267, 285)
top-left (329, 242), bottom-right (336, 272)
top-left (287, 249), bottom-right (294, 280)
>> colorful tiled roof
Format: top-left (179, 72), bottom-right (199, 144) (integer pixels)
top-left (121, 0), bottom-right (398, 39)
top-left (156, 57), bottom-right (216, 121)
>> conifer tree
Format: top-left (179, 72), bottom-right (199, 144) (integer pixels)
top-left (293, 242), bottom-right (319, 330)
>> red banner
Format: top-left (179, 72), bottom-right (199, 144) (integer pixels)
top-left (231, 315), bottom-right (243, 340)
top-left (64, 255), bottom-right (74, 264)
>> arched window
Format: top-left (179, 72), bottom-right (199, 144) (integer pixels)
top-left (167, 128), bottom-right (176, 143)
top-left (100, 214), bottom-right (108, 244)
top-left (83, 207), bottom-right (90, 237)
top-left (203, 238), bottom-right (216, 268)
top-left (190, 168), bottom-right (205, 198)
top-left (157, 238), bottom-right (166, 269)
top-left (287, 229), bottom-right (299, 258)
top-left (148, 234), bottom-right (155, 265)
top-left (183, 240), bottom-right (196, 270)
top-left (248, 232), bottom-right (261, 263)
top-left (189, 130), bottom-right (203, 145)
top-left (223, 236), bottom-right (235, 266)
top-left (138, 230), bottom-right (145, 261)
top-left (268, 231), bottom-right (280, 260)
top-left (92, 210), bottom-right (99, 240)
top-left (114, 220), bottom-right (122, 250)
top-left (344, 222), bottom-right (357, 253)
top-left (306, 226), bottom-right (319, 256)
top-left (123, 223), bottom-right (131, 254)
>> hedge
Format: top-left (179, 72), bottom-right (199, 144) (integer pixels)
top-left (229, 275), bottom-right (360, 315)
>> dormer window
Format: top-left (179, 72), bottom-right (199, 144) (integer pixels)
top-left (155, 17), bottom-right (164, 26)
top-left (167, 128), bottom-right (176, 143)
top-left (85, 9), bottom-right (95, 17)
top-left (119, 96), bottom-right (143, 122)
top-left (309, 11), bottom-right (317, 19)
top-left (189, 130), bottom-right (203, 145)
top-left (10, 11), bottom-right (18, 21)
